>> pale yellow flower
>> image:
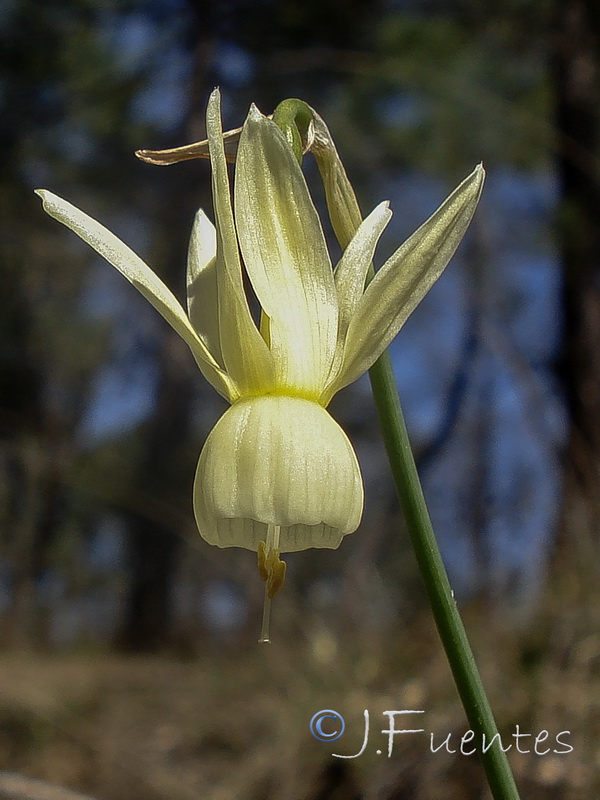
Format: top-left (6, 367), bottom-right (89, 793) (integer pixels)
top-left (36, 89), bottom-right (483, 639)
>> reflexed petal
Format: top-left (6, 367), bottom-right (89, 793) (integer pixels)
top-left (206, 90), bottom-right (275, 398)
top-left (193, 395), bottom-right (363, 552)
top-left (235, 105), bottom-right (338, 396)
top-left (327, 164), bottom-right (485, 396)
top-left (36, 189), bottom-right (233, 399)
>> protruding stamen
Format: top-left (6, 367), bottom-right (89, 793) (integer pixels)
top-left (257, 525), bottom-right (285, 643)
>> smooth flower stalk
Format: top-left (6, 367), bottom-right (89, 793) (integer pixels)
top-left (36, 89), bottom-right (484, 641)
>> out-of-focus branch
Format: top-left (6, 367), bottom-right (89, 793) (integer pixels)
top-left (0, 773), bottom-right (96, 800)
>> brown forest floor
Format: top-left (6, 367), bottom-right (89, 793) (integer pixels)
top-left (0, 573), bottom-right (597, 800)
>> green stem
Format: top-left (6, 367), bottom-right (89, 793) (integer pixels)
top-left (368, 350), bottom-right (521, 800)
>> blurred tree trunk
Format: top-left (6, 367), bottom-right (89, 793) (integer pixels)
top-left (0, 186), bottom-right (77, 649)
top-left (0, 247), bottom-right (47, 647)
top-left (552, 0), bottom-right (600, 487)
top-left (115, 335), bottom-right (195, 652)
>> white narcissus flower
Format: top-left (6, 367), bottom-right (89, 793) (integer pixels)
top-left (36, 88), bottom-right (484, 639)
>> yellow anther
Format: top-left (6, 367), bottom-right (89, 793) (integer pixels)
top-left (257, 541), bottom-right (286, 593)
top-left (267, 556), bottom-right (287, 598)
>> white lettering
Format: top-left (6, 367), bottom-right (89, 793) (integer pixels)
top-left (512, 724), bottom-right (531, 754)
top-left (482, 732), bottom-right (512, 754)
top-left (553, 731), bottom-right (573, 754)
top-left (430, 732), bottom-right (456, 754)
top-left (460, 730), bottom-right (476, 756)
top-left (534, 730), bottom-right (550, 756)
top-left (333, 710), bottom-right (369, 759)
top-left (382, 710), bottom-right (425, 757)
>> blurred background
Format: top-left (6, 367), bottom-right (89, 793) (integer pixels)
top-left (1, 0), bottom-right (599, 798)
